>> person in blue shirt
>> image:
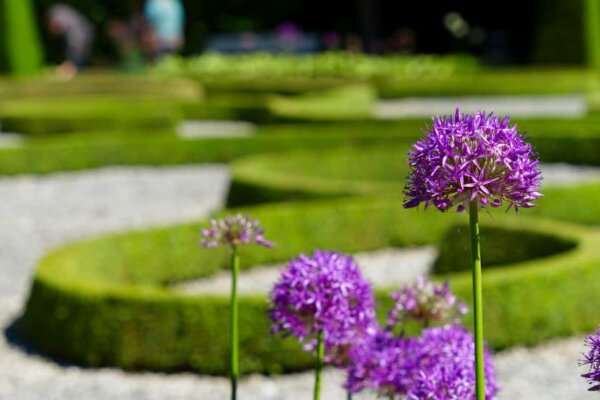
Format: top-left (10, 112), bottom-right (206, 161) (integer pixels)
top-left (143, 0), bottom-right (185, 59)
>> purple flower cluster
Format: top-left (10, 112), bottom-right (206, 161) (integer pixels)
top-left (346, 326), bottom-right (499, 400)
top-left (404, 108), bottom-right (542, 212)
top-left (386, 276), bottom-right (468, 329)
top-left (200, 214), bottom-right (273, 248)
top-left (269, 250), bottom-right (376, 362)
top-left (581, 326), bottom-right (600, 391)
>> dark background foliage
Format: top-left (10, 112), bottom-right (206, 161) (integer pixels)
top-left (30, 0), bottom-right (583, 65)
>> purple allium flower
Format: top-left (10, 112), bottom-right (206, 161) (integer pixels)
top-left (386, 276), bottom-right (468, 330)
top-left (269, 250), bottom-right (377, 364)
top-left (345, 329), bottom-right (411, 397)
top-left (409, 326), bottom-right (499, 400)
top-left (200, 214), bottom-right (273, 248)
top-left (404, 108), bottom-right (542, 212)
top-left (581, 326), bottom-right (600, 391)
top-left (345, 326), bottom-right (499, 399)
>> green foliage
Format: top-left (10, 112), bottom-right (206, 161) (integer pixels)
top-left (531, 0), bottom-right (584, 64)
top-left (0, 75), bottom-right (203, 133)
top-left (0, 97), bottom-right (183, 134)
top-left (227, 120), bottom-right (600, 206)
top-left (267, 84), bottom-right (376, 121)
top-left (21, 196), bottom-right (600, 373)
top-left (227, 146), bottom-right (408, 207)
top-left (434, 224), bottom-right (577, 274)
top-left (155, 53), bottom-right (479, 82)
top-left (1, 0), bottom-right (43, 75)
top-left (0, 74), bottom-right (202, 99)
top-left (379, 68), bottom-right (596, 98)
top-left (585, 0), bottom-right (600, 68)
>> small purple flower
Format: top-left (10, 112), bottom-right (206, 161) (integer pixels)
top-left (581, 326), bottom-right (600, 391)
top-left (269, 250), bottom-right (376, 364)
top-left (404, 108), bottom-right (542, 212)
top-left (386, 276), bottom-right (468, 330)
top-left (345, 326), bottom-right (499, 399)
top-left (200, 214), bottom-right (273, 248)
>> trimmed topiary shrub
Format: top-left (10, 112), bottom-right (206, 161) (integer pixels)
top-left (20, 195), bottom-right (600, 374)
top-left (434, 224), bottom-right (577, 275)
top-left (227, 122), bottom-right (600, 206)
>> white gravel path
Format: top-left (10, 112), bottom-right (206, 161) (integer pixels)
top-left (175, 247), bottom-right (437, 296)
top-left (376, 95), bottom-right (587, 119)
top-left (0, 163), bottom-right (598, 399)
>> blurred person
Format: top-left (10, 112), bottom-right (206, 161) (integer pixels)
top-left (47, 3), bottom-right (95, 79)
top-left (143, 0), bottom-right (185, 60)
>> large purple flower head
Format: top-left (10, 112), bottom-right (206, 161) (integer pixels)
top-left (346, 326), bottom-right (499, 399)
top-left (386, 276), bottom-right (468, 330)
top-left (404, 108), bottom-right (542, 212)
top-left (200, 214), bottom-right (273, 248)
top-left (581, 326), bottom-right (600, 391)
top-left (269, 250), bottom-right (377, 363)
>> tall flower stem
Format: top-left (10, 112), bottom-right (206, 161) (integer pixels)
top-left (469, 201), bottom-right (485, 400)
top-left (314, 330), bottom-right (324, 400)
top-left (230, 247), bottom-right (240, 400)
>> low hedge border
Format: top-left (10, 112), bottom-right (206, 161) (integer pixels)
top-left (0, 126), bottom-right (419, 176)
top-left (20, 194), bottom-right (600, 374)
top-left (3, 116), bottom-right (600, 177)
top-left (226, 127), bottom-right (600, 207)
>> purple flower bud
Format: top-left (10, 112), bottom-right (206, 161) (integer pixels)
top-left (386, 276), bottom-right (467, 330)
top-left (404, 108), bottom-right (542, 212)
top-left (200, 214), bottom-right (273, 248)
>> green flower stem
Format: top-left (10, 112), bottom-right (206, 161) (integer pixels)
top-left (469, 201), bottom-right (485, 400)
top-left (230, 247), bottom-right (240, 400)
top-left (348, 391), bottom-right (353, 400)
top-left (314, 330), bottom-right (324, 400)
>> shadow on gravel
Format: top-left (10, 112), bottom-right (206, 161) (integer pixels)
top-left (4, 315), bottom-right (83, 368)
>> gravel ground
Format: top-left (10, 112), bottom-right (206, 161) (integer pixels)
top-left (175, 247), bottom-right (437, 296)
top-left (376, 95), bottom-right (587, 119)
top-left (0, 163), bottom-right (598, 399)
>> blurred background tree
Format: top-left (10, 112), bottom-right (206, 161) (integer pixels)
top-left (0, 0), bottom-right (44, 76)
top-left (585, 0), bottom-right (600, 68)
top-left (0, 0), bottom-right (583, 69)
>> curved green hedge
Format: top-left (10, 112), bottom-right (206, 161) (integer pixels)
top-left (0, 122), bottom-right (421, 176)
top-left (227, 125), bottom-right (600, 206)
top-left (0, 75), bottom-right (204, 134)
top-left (20, 192), bottom-right (600, 374)
top-left (0, 74), bottom-right (201, 99)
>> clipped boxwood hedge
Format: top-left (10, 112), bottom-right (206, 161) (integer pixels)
top-left (0, 74), bottom-right (201, 100)
top-left (20, 193), bottom-right (600, 374)
top-left (227, 120), bottom-right (600, 206)
top-left (0, 98), bottom-right (183, 134)
top-left (0, 74), bottom-right (207, 134)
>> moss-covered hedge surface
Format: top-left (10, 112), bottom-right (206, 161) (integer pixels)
top-left (21, 193), bottom-right (600, 374)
